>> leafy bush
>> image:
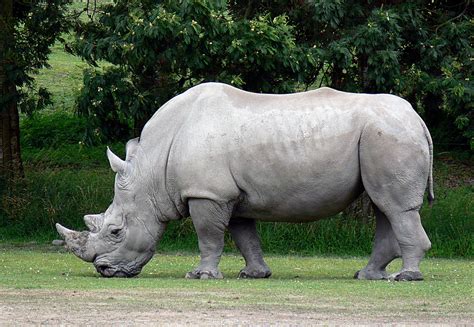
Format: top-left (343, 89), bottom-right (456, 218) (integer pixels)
top-left (73, 0), bottom-right (472, 149)
top-left (73, 0), bottom-right (318, 142)
top-left (420, 185), bottom-right (473, 258)
top-left (20, 111), bottom-right (87, 148)
top-left (0, 168), bottom-right (115, 242)
top-left (232, 1), bottom-right (473, 149)
top-left (21, 143), bottom-right (124, 169)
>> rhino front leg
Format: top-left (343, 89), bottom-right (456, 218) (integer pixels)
top-left (229, 218), bottom-right (271, 278)
top-left (355, 207), bottom-right (401, 280)
top-left (185, 199), bottom-right (233, 279)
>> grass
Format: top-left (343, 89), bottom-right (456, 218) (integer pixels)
top-left (0, 246), bottom-right (472, 323)
top-left (34, 42), bottom-right (88, 112)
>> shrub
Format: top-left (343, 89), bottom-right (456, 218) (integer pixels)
top-left (20, 111), bottom-right (87, 148)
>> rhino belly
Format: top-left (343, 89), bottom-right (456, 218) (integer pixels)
top-left (232, 136), bottom-right (363, 222)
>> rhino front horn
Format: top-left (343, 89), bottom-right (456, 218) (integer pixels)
top-left (56, 223), bottom-right (75, 239)
top-left (55, 223), bottom-right (95, 262)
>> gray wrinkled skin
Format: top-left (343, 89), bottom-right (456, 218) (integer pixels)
top-left (57, 83), bottom-right (434, 281)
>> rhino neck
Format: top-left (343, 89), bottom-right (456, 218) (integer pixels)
top-left (137, 95), bottom-right (194, 222)
top-left (128, 159), bottom-right (181, 224)
top-left (136, 141), bottom-right (185, 223)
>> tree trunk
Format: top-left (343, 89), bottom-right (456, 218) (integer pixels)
top-left (0, 0), bottom-right (24, 181)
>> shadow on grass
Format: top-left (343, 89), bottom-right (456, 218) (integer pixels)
top-left (65, 271), bottom-right (357, 281)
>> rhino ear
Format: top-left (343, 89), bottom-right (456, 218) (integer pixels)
top-left (84, 214), bottom-right (103, 233)
top-left (125, 137), bottom-right (140, 161)
top-left (106, 147), bottom-right (127, 174)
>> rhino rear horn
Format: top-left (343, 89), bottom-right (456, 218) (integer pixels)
top-left (125, 137), bottom-right (140, 160)
top-left (106, 147), bottom-right (127, 174)
top-left (84, 214), bottom-right (103, 233)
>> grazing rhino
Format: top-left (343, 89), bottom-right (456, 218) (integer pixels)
top-left (56, 82), bottom-right (434, 281)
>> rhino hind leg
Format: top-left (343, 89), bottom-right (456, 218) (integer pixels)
top-left (355, 207), bottom-right (401, 280)
top-left (185, 199), bottom-right (235, 280)
top-left (361, 185), bottom-right (431, 281)
top-left (385, 210), bottom-right (431, 281)
top-left (357, 208), bottom-right (430, 282)
top-left (228, 218), bottom-right (272, 279)
top-left (359, 123), bottom-right (432, 281)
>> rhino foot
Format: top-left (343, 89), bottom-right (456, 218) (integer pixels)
top-left (390, 270), bottom-right (423, 281)
top-left (185, 269), bottom-right (223, 280)
top-left (238, 266), bottom-right (272, 279)
top-left (354, 269), bottom-right (388, 280)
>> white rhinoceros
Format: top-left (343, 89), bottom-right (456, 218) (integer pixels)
top-left (57, 82), bottom-right (434, 281)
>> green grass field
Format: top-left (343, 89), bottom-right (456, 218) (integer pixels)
top-left (33, 42), bottom-right (88, 112)
top-left (0, 246), bottom-right (472, 324)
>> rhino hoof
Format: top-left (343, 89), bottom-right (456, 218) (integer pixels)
top-left (393, 271), bottom-right (423, 281)
top-left (185, 270), bottom-right (223, 279)
top-left (354, 269), bottom-right (387, 280)
top-left (238, 268), bottom-right (272, 279)
top-left (185, 271), bottom-right (200, 279)
top-left (200, 272), bottom-right (211, 280)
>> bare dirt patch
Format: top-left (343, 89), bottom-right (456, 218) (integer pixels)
top-left (0, 289), bottom-right (471, 326)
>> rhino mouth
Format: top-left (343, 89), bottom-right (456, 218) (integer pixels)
top-left (95, 264), bottom-right (139, 278)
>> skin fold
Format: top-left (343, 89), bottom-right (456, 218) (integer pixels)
top-left (57, 82), bottom-right (433, 281)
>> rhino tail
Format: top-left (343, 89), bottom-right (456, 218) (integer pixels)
top-left (420, 119), bottom-right (435, 206)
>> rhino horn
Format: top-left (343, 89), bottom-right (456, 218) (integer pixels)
top-left (106, 147), bottom-right (127, 174)
top-left (56, 223), bottom-right (75, 239)
top-left (84, 214), bottom-right (103, 233)
top-left (55, 223), bottom-right (95, 262)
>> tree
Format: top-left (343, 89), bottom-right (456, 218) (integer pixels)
top-left (74, 1), bottom-right (472, 148)
top-left (0, 0), bottom-right (21, 179)
top-left (73, 0), bottom-right (319, 142)
top-left (231, 0), bottom-right (473, 149)
top-left (0, 0), bottom-right (71, 181)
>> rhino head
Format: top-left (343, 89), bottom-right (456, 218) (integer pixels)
top-left (56, 140), bottom-right (166, 277)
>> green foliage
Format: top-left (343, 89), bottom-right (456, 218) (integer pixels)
top-left (20, 112), bottom-right (87, 148)
top-left (76, 68), bottom-right (135, 143)
top-left (73, 0), bottom-right (318, 142)
top-left (1, 0), bottom-right (73, 114)
top-left (21, 143), bottom-right (124, 169)
top-left (72, 0), bottom-right (473, 148)
top-left (161, 215), bottom-right (374, 256)
top-left (421, 185), bottom-right (473, 258)
top-left (0, 168), bottom-right (115, 241)
top-left (232, 1), bottom-right (474, 149)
